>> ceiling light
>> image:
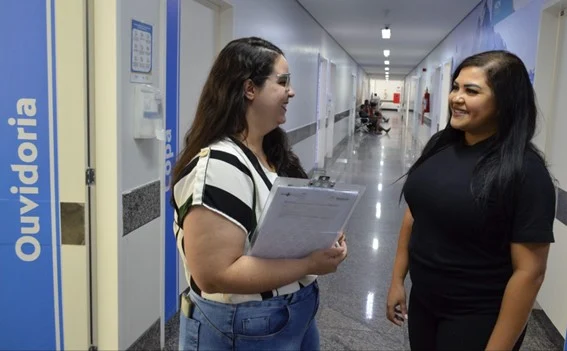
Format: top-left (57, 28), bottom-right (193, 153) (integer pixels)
top-left (385, 67), bottom-right (390, 71)
top-left (382, 27), bottom-right (391, 39)
top-left (384, 49), bottom-right (390, 57)
top-left (384, 60), bottom-right (390, 65)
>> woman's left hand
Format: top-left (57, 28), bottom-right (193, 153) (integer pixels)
top-left (338, 232), bottom-right (346, 245)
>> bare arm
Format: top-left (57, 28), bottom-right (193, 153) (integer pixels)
top-left (391, 208), bottom-right (414, 285)
top-left (386, 207), bottom-right (414, 325)
top-left (183, 206), bottom-right (346, 294)
top-left (485, 243), bottom-right (550, 350)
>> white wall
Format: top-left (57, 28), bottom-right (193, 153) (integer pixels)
top-left (534, 1), bottom-right (567, 334)
top-left (357, 66), bottom-right (370, 105)
top-left (334, 118), bottom-right (349, 148)
top-left (232, 0), bottom-right (365, 168)
top-left (118, 0), bottom-right (164, 349)
top-left (369, 79), bottom-right (403, 101)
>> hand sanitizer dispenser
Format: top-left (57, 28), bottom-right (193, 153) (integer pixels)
top-left (133, 84), bottom-right (163, 139)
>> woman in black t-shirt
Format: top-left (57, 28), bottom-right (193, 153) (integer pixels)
top-left (386, 51), bottom-right (556, 350)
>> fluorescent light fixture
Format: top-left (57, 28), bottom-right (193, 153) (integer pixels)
top-left (384, 60), bottom-right (390, 65)
top-left (383, 49), bottom-right (390, 57)
top-left (382, 27), bottom-right (391, 39)
top-left (385, 67), bottom-right (390, 71)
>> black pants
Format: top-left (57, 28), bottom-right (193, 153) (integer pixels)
top-left (408, 288), bottom-right (527, 351)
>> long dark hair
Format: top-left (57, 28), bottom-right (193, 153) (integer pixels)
top-left (172, 37), bottom-right (306, 189)
top-left (402, 50), bottom-right (546, 211)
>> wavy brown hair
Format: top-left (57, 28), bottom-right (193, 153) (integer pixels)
top-left (171, 37), bottom-right (307, 190)
top-left (171, 37), bottom-right (307, 188)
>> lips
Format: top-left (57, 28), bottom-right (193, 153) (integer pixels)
top-left (452, 107), bottom-right (468, 117)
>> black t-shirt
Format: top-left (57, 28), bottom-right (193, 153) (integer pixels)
top-left (404, 137), bottom-right (556, 310)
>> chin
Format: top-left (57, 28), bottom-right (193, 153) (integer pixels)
top-left (450, 119), bottom-right (467, 131)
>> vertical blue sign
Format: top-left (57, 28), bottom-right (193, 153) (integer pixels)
top-left (0, 0), bottom-right (63, 349)
top-left (164, 0), bottom-right (181, 321)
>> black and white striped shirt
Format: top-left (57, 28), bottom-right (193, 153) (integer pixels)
top-left (172, 137), bottom-right (316, 304)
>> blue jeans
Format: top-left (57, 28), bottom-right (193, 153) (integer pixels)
top-left (179, 281), bottom-right (320, 350)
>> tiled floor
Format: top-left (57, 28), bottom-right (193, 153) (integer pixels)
top-left (140, 111), bottom-right (565, 350)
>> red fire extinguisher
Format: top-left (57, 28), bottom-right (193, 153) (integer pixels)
top-left (422, 88), bottom-right (430, 124)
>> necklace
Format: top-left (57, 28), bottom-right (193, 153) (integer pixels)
top-left (243, 139), bottom-right (275, 172)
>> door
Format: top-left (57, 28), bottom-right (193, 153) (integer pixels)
top-left (326, 62), bottom-right (337, 158)
top-left (438, 60), bottom-right (453, 131)
top-left (315, 56), bottom-right (328, 170)
top-left (431, 66), bottom-right (442, 135)
top-left (350, 74), bottom-right (357, 135)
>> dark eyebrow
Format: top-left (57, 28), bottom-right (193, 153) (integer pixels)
top-left (453, 82), bottom-right (482, 90)
top-left (464, 84), bottom-right (481, 89)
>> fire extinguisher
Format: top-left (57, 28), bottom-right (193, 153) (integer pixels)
top-left (422, 88), bottom-right (430, 124)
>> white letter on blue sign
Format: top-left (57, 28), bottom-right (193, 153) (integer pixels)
top-left (10, 98), bottom-right (41, 262)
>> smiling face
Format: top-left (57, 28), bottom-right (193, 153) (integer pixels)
top-left (245, 55), bottom-right (296, 135)
top-left (449, 66), bottom-right (498, 144)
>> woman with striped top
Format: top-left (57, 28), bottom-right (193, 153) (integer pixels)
top-left (171, 37), bottom-right (348, 351)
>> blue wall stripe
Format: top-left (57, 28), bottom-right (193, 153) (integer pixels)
top-left (164, 0), bottom-right (180, 322)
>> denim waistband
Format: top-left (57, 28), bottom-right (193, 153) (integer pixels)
top-left (189, 280), bottom-right (318, 308)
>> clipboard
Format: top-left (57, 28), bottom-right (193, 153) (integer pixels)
top-left (248, 176), bottom-right (365, 259)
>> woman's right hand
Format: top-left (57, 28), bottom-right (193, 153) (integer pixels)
top-left (386, 281), bottom-right (408, 326)
top-left (305, 240), bottom-right (347, 275)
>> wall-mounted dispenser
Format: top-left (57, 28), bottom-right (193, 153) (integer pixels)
top-left (133, 84), bottom-right (163, 139)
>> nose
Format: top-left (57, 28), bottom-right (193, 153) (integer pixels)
top-left (450, 91), bottom-right (464, 104)
top-left (288, 86), bottom-right (296, 98)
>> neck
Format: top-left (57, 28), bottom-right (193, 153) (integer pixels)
top-left (242, 109), bottom-right (268, 155)
top-left (240, 130), bottom-right (264, 156)
top-left (464, 130), bottom-right (496, 146)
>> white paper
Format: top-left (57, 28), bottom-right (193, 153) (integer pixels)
top-left (249, 184), bottom-right (360, 259)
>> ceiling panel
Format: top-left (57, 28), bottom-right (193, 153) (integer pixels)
top-left (297, 0), bottom-right (481, 78)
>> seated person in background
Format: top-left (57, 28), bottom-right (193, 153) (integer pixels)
top-left (358, 104), bottom-right (369, 118)
top-left (370, 102), bottom-right (390, 124)
top-left (375, 108), bottom-right (389, 123)
top-left (370, 93), bottom-right (380, 107)
top-left (365, 109), bottom-right (390, 135)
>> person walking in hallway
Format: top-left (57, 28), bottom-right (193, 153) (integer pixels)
top-left (171, 37), bottom-right (347, 351)
top-left (386, 51), bottom-right (556, 351)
